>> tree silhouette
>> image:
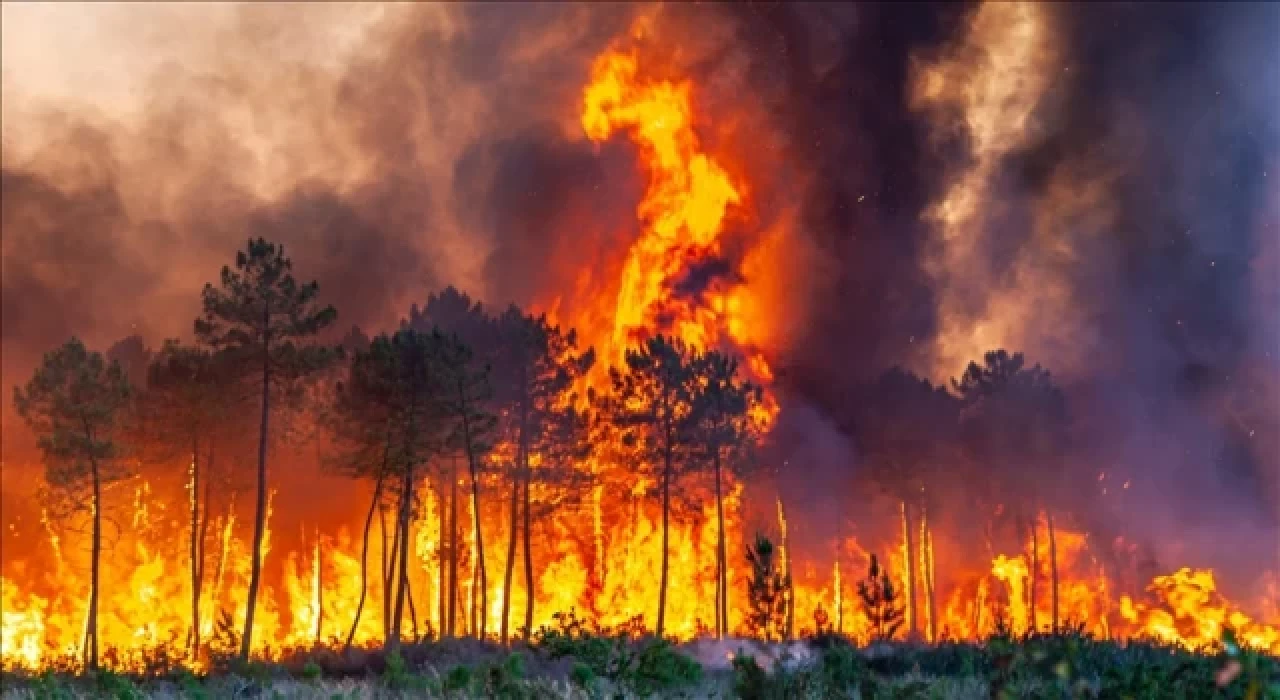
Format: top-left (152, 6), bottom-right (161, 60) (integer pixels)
top-left (489, 307), bottom-right (595, 643)
top-left (853, 367), bottom-right (958, 641)
top-left (194, 237), bottom-right (337, 659)
top-left (432, 330), bottom-right (497, 640)
top-left (857, 554), bottom-right (904, 642)
top-left (744, 534), bottom-right (790, 642)
top-left (687, 351), bottom-right (762, 638)
top-left (144, 340), bottom-right (240, 658)
top-left (953, 349), bottom-right (1068, 632)
top-left (602, 335), bottom-right (697, 638)
top-left (14, 338), bottom-right (132, 670)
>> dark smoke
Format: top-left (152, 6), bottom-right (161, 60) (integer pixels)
top-left (2, 3), bottom-right (1277, 587)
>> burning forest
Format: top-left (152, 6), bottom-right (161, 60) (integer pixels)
top-left (1, 0), bottom-right (1278, 685)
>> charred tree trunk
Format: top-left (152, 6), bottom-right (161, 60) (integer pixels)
top-left (448, 457), bottom-right (459, 638)
top-left (459, 390), bottom-right (487, 640)
top-left (379, 503), bottom-right (392, 640)
top-left (1029, 514), bottom-right (1039, 634)
top-left (713, 448), bottom-right (728, 639)
top-left (500, 465), bottom-right (520, 643)
top-left (1048, 511), bottom-right (1060, 634)
top-left (188, 440), bottom-right (202, 658)
top-left (240, 327), bottom-right (271, 661)
top-left (522, 470), bottom-right (534, 638)
top-left (193, 444), bottom-right (214, 660)
top-left (345, 442), bottom-right (390, 652)
top-left (85, 423), bottom-right (102, 670)
top-left (388, 466), bottom-right (414, 651)
top-left (385, 499), bottom-right (403, 641)
top-left (501, 401), bottom-right (528, 645)
top-left (406, 575), bottom-right (419, 642)
top-left (656, 411), bottom-right (673, 638)
top-left (778, 497), bottom-right (793, 640)
top-left (437, 479), bottom-right (447, 638)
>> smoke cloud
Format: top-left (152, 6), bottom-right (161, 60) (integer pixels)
top-left (3, 2), bottom-right (1277, 584)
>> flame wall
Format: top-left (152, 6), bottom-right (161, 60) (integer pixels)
top-left (2, 0), bottom-right (1279, 666)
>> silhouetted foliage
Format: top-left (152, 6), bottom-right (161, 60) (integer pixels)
top-left (858, 554), bottom-right (905, 642)
top-left (744, 534), bottom-right (791, 642)
top-left (194, 237), bottom-right (337, 659)
top-left (14, 338), bottom-right (133, 670)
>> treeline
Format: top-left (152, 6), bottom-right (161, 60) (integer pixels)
top-left (14, 238), bottom-right (767, 670)
top-left (15, 237), bottom-right (1090, 671)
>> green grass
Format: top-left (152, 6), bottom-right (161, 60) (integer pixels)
top-left (2, 628), bottom-right (1277, 699)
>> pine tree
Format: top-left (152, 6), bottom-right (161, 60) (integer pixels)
top-left (744, 534), bottom-right (790, 642)
top-left (144, 340), bottom-right (239, 659)
top-left (602, 335), bottom-right (697, 638)
top-left (687, 351), bottom-right (762, 638)
top-left (857, 554), bottom-right (905, 642)
top-left (194, 238), bottom-right (337, 659)
top-left (14, 338), bottom-right (132, 670)
top-left (432, 330), bottom-right (497, 640)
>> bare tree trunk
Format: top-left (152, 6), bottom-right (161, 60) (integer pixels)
top-left (315, 541), bottom-right (324, 647)
top-left (379, 503), bottom-right (392, 640)
top-left (448, 457), bottom-right (459, 638)
top-left (389, 467), bottom-right (414, 651)
top-left (777, 497), bottom-right (793, 640)
top-left (346, 449), bottom-right (388, 651)
top-left (406, 575), bottom-right (419, 642)
top-left (385, 499), bottom-right (403, 641)
top-left (457, 384), bottom-right (488, 640)
top-left (500, 467), bottom-right (519, 644)
top-left (1048, 511), bottom-right (1059, 634)
top-left (501, 403), bottom-right (528, 645)
top-left (901, 500), bottom-right (918, 640)
top-left (86, 440), bottom-right (102, 671)
top-left (656, 430), bottom-right (672, 638)
top-left (1029, 514), bottom-right (1039, 634)
top-left (193, 444), bottom-right (214, 660)
top-left (188, 440), bottom-right (201, 658)
top-left (438, 479), bottom-right (447, 637)
top-left (522, 471), bottom-right (534, 638)
top-left (240, 338), bottom-right (271, 661)
top-left (921, 506), bottom-right (937, 642)
top-left (713, 449), bottom-right (727, 639)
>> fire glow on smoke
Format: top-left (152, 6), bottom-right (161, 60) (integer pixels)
top-left (2, 4), bottom-right (1279, 670)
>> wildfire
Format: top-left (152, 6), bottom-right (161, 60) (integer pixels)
top-left (2, 10), bottom-right (1278, 674)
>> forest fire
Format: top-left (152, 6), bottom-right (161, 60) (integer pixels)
top-left (2, 2), bottom-right (1279, 678)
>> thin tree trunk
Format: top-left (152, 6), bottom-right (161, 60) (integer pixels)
top-left (1029, 514), bottom-right (1039, 634)
top-left (385, 500), bottom-right (403, 641)
top-left (522, 470), bottom-right (534, 638)
top-left (777, 497), bottom-right (793, 640)
top-left (1048, 511), bottom-right (1060, 634)
top-left (448, 458), bottom-right (459, 638)
top-left (389, 466), bottom-right (414, 651)
top-left (406, 570), bottom-right (419, 642)
top-left (438, 479), bottom-right (447, 637)
top-left (194, 443), bottom-right (214, 659)
top-left (500, 467), bottom-right (520, 644)
top-left (189, 440), bottom-right (201, 657)
top-left (315, 540), bottom-right (324, 647)
top-left (458, 383), bottom-right (488, 640)
top-left (656, 424), bottom-right (672, 638)
top-left (346, 445), bottom-right (389, 651)
top-left (380, 502), bottom-right (392, 640)
top-left (714, 449), bottom-right (727, 639)
top-left (87, 435), bottom-right (102, 671)
top-left (901, 500), bottom-right (918, 640)
top-left (240, 336), bottom-right (271, 661)
top-left (501, 400), bottom-right (528, 645)
top-left (922, 509), bottom-right (938, 642)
